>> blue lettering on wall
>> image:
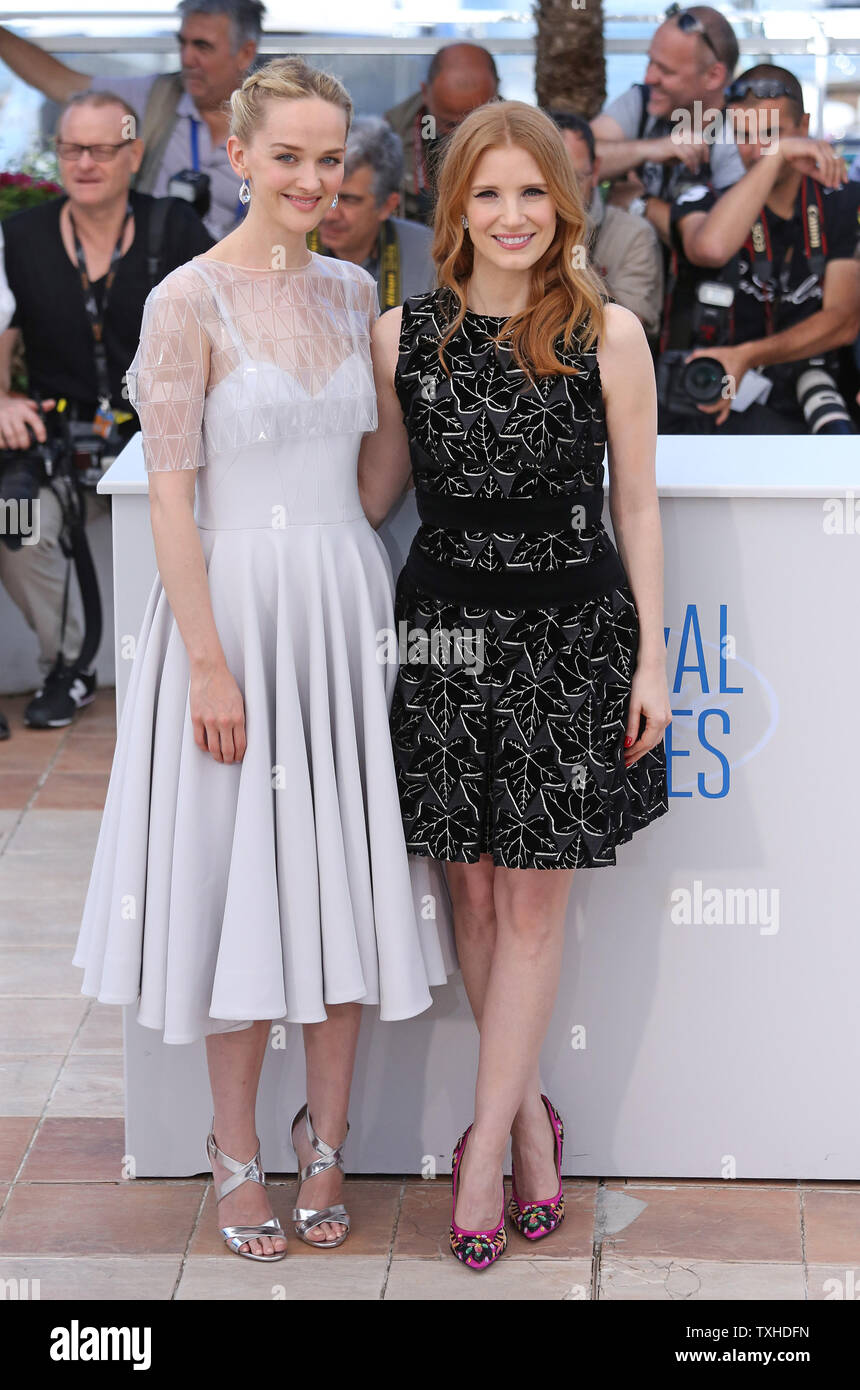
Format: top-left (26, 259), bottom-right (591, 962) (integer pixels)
top-left (663, 603), bottom-right (751, 800)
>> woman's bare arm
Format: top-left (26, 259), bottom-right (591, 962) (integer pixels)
top-left (145, 330), bottom-right (245, 765)
top-left (597, 302), bottom-right (665, 668)
top-left (596, 302), bottom-right (671, 763)
top-left (357, 305), bottom-right (413, 528)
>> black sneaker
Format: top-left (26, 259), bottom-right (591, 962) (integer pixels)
top-left (0, 710), bottom-right (9, 740)
top-left (24, 658), bottom-right (96, 729)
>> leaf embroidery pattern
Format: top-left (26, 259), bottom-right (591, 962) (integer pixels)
top-left (390, 288), bottom-right (670, 869)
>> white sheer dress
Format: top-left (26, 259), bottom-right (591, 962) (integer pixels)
top-left (73, 251), bottom-right (455, 1045)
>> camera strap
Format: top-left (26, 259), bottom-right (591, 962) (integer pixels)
top-left (745, 176), bottom-right (827, 334)
top-left (307, 218), bottom-right (401, 310)
top-left (659, 171), bottom-right (717, 354)
top-left (68, 197), bottom-right (133, 413)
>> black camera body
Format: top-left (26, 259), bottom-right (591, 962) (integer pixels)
top-left (656, 350), bottom-right (728, 418)
top-left (657, 279), bottom-right (735, 417)
top-left (167, 169), bottom-right (211, 219)
top-left (0, 403), bottom-right (116, 551)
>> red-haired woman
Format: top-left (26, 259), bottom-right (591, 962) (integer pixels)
top-left (359, 100), bottom-right (671, 1270)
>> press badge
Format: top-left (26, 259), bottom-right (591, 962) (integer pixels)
top-left (93, 399), bottom-right (115, 439)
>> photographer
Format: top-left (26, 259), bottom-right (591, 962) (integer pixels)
top-left (660, 66), bottom-right (860, 433)
top-left (590, 5), bottom-right (744, 248)
top-left (0, 89), bottom-right (212, 733)
top-left (0, 0), bottom-right (263, 240)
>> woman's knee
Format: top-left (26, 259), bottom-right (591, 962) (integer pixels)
top-left (446, 857), bottom-right (497, 933)
top-left (493, 867), bottom-right (575, 942)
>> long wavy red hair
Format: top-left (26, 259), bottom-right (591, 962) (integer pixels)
top-left (430, 100), bottom-right (607, 383)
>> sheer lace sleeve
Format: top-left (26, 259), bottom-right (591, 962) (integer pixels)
top-left (125, 267), bottom-right (209, 473)
top-left (364, 274), bottom-right (381, 334)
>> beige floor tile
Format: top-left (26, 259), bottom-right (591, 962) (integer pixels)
top-left (0, 909), bottom-right (84, 945)
top-left (803, 1191), bottom-right (860, 1264)
top-left (0, 1179), bottom-right (204, 1255)
top-left (71, 1004), bottom-right (123, 1054)
top-left (599, 1184), bottom-right (802, 1262)
top-left (0, 997), bottom-right (87, 1054)
top-left (0, 1117), bottom-right (38, 1180)
top-left (0, 811), bottom-right (20, 855)
top-left (45, 1054), bottom-right (124, 1117)
top-left (0, 1056), bottom-right (64, 1116)
top-left (0, 772), bottom-right (41, 811)
top-left (176, 1253), bottom-right (388, 1300)
top-left (806, 1264), bottom-right (860, 1300)
top-left (599, 1256), bottom-right (806, 1300)
top-left (0, 1255), bottom-right (181, 1300)
top-left (0, 947), bottom-right (86, 996)
top-left (0, 855), bottom-right (93, 912)
top-left (51, 738), bottom-right (117, 775)
top-left (20, 1117), bottom-right (126, 1182)
top-left (4, 809), bottom-right (102, 856)
top-left (32, 774), bottom-right (110, 811)
top-left (384, 1255), bottom-right (592, 1299)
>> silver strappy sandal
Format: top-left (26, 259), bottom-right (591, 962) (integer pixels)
top-left (289, 1102), bottom-right (351, 1249)
top-left (206, 1122), bottom-right (287, 1262)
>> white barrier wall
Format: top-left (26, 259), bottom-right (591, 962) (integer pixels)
top-left (97, 436), bottom-right (860, 1179)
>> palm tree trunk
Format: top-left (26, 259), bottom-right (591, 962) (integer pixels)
top-left (534, 0), bottom-right (607, 120)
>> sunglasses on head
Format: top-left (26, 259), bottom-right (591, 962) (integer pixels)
top-left (664, 4), bottom-right (720, 62)
top-left (724, 77), bottom-right (797, 103)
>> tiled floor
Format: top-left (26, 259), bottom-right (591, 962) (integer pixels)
top-left (1, 689), bottom-right (859, 1300)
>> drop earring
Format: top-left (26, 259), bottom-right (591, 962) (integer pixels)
top-left (238, 176), bottom-right (251, 205)
top-left (461, 214), bottom-right (469, 229)
top-left (331, 194), bottom-right (339, 208)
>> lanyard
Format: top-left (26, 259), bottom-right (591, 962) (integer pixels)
top-left (306, 219), bottom-right (401, 310)
top-left (190, 115), bottom-right (246, 224)
top-left (745, 176), bottom-right (827, 335)
top-left (68, 197), bottom-right (133, 410)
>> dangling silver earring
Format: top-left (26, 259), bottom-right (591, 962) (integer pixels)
top-left (461, 214), bottom-right (469, 229)
top-left (238, 176), bottom-right (251, 205)
top-left (331, 193), bottom-right (339, 208)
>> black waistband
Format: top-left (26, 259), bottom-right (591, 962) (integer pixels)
top-left (414, 487), bottom-right (605, 533)
top-left (402, 541), bottom-right (628, 609)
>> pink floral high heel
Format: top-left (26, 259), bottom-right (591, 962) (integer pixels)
top-left (508, 1094), bottom-right (565, 1241)
top-left (449, 1123), bottom-right (507, 1270)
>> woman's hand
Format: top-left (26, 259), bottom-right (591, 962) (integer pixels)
top-left (623, 659), bottom-right (672, 769)
top-left (190, 660), bottom-right (247, 764)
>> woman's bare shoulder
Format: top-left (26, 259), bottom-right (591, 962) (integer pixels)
top-left (597, 301), bottom-right (648, 354)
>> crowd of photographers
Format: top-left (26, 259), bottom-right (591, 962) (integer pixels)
top-left (0, 0), bottom-right (858, 738)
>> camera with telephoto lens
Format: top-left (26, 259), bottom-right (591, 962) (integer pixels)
top-left (167, 168), bottom-right (211, 218)
top-left (794, 360), bottom-right (856, 435)
top-left (656, 280), bottom-right (734, 418)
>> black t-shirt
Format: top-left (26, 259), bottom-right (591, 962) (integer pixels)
top-left (668, 176), bottom-right (860, 350)
top-left (3, 189), bottom-right (213, 424)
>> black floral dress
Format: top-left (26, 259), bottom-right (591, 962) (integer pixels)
top-left (390, 286), bottom-right (669, 870)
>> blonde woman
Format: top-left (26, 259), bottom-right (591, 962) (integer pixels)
top-left (359, 101), bottom-right (671, 1270)
top-left (74, 57), bottom-right (451, 1262)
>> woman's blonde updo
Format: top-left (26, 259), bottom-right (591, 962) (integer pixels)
top-left (224, 56), bottom-right (353, 147)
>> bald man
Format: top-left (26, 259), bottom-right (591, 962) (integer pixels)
top-left (385, 43), bottom-right (499, 225)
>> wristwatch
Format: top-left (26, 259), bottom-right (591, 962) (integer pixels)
top-left (628, 195), bottom-right (648, 217)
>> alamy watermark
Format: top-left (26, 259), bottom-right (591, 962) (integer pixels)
top-left (377, 620), bottom-right (485, 674)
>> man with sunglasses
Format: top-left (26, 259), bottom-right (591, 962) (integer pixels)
top-left (591, 5), bottom-right (744, 248)
top-left (0, 91), bottom-right (211, 732)
top-left (666, 65), bottom-right (860, 432)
